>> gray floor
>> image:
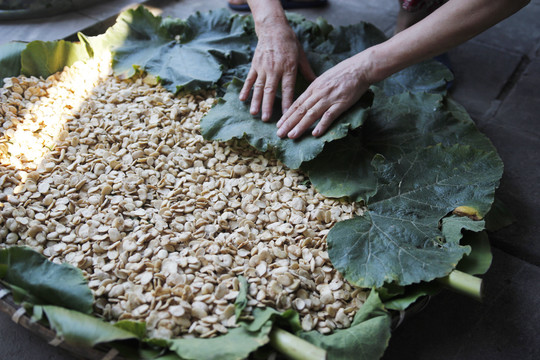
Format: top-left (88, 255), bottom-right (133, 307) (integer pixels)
top-left (1, 0), bottom-right (539, 359)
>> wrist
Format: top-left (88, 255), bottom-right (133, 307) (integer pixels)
top-left (254, 15), bottom-right (290, 37)
top-left (249, 0), bottom-right (288, 32)
top-left (359, 45), bottom-right (395, 85)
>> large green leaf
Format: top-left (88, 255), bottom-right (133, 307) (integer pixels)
top-left (0, 41), bottom-right (26, 86)
top-left (299, 290), bottom-right (391, 360)
top-left (441, 215), bottom-right (486, 245)
top-left (377, 60), bottom-right (453, 96)
top-left (365, 90), bottom-right (496, 156)
top-left (302, 134), bottom-right (377, 203)
top-left (328, 144), bottom-right (503, 288)
top-left (305, 21), bottom-right (387, 75)
top-left (246, 307), bottom-right (301, 333)
top-left (380, 217), bottom-right (489, 310)
top-left (147, 307), bottom-right (302, 360)
top-left (293, 18), bottom-right (451, 93)
top-left (114, 320), bottom-right (148, 340)
top-left (286, 13), bottom-right (332, 51)
top-left (0, 247), bottom-right (93, 314)
top-left (201, 78), bottom-right (371, 169)
top-left (305, 89), bottom-right (497, 202)
top-left (455, 231), bottom-right (493, 275)
top-left (84, 6), bottom-right (253, 93)
top-left (235, 275), bottom-right (249, 320)
top-left (20, 40), bottom-right (89, 78)
top-left (151, 309), bottom-right (274, 360)
top-left (381, 282), bottom-right (440, 312)
top-left (38, 305), bottom-right (140, 347)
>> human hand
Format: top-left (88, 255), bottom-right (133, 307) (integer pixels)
top-left (276, 55), bottom-right (372, 139)
top-left (239, 24), bottom-right (316, 122)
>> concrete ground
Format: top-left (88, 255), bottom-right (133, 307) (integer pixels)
top-left (1, 0), bottom-right (539, 359)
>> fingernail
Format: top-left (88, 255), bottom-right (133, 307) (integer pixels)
top-left (312, 128), bottom-right (319, 137)
top-left (288, 130), bottom-right (296, 138)
top-left (262, 113), bottom-right (269, 121)
top-left (277, 128), bottom-right (285, 137)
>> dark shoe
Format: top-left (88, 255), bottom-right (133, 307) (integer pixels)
top-left (228, 0), bottom-right (328, 11)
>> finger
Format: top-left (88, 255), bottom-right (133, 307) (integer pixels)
top-left (261, 75), bottom-right (280, 122)
top-left (276, 96), bottom-right (320, 138)
top-left (281, 70), bottom-right (296, 115)
top-left (312, 103), bottom-right (345, 137)
top-left (287, 101), bottom-right (328, 139)
top-left (239, 68), bottom-right (257, 101)
top-left (250, 74), bottom-right (266, 115)
top-left (277, 86), bottom-right (313, 128)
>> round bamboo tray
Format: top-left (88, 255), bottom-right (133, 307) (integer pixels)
top-left (0, 284), bottom-right (125, 360)
top-left (0, 281), bottom-right (431, 360)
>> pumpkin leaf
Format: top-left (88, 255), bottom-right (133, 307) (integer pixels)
top-left (114, 320), bottom-right (148, 340)
top-left (235, 275), bottom-right (249, 320)
top-left (151, 309), bottom-right (274, 360)
top-left (83, 6), bottom-right (253, 93)
top-left (20, 40), bottom-right (89, 78)
top-left (328, 144), bottom-right (503, 288)
top-left (200, 78), bottom-right (371, 169)
top-left (441, 215), bottom-right (486, 244)
top-left (377, 60), bottom-right (453, 96)
top-left (381, 282), bottom-right (440, 312)
top-left (455, 231), bottom-right (493, 275)
top-left (299, 290), bottom-right (391, 360)
top-left (306, 89), bottom-right (498, 202)
top-left (0, 41), bottom-right (27, 86)
top-left (38, 305), bottom-right (140, 347)
top-left (0, 246), bottom-right (93, 314)
top-left (302, 134), bottom-right (377, 203)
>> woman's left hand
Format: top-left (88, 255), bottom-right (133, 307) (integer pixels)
top-left (276, 54), bottom-right (373, 139)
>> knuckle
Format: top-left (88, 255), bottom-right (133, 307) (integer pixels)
top-left (320, 111), bottom-right (337, 126)
top-left (263, 86), bottom-right (275, 94)
top-left (297, 105), bottom-right (308, 115)
top-left (284, 59), bottom-right (297, 70)
top-left (322, 109), bottom-right (334, 119)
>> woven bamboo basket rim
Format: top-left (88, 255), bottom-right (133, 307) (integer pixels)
top-left (1, 279), bottom-right (432, 360)
top-left (0, 283), bottom-right (128, 360)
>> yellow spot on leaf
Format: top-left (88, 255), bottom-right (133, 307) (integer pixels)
top-left (453, 206), bottom-right (482, 220)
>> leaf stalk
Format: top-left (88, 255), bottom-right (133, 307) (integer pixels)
top-left (437, 270), bottom-right (484, 301)
top-left (270, 328), bottom-right (326, 360)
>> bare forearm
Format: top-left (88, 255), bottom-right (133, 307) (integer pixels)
top-left (365, 0), bottom-right (530, 83)
top-left (247, 0), bottom-right (289, 33)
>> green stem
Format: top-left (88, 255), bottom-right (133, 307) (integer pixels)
top-left (437, 270), bottom-right (484, 301)
top-left (270, 328), bottom-right (326, 360)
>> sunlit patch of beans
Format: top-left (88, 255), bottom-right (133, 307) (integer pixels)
top-left (0, 57), bottom-right (368, 339)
